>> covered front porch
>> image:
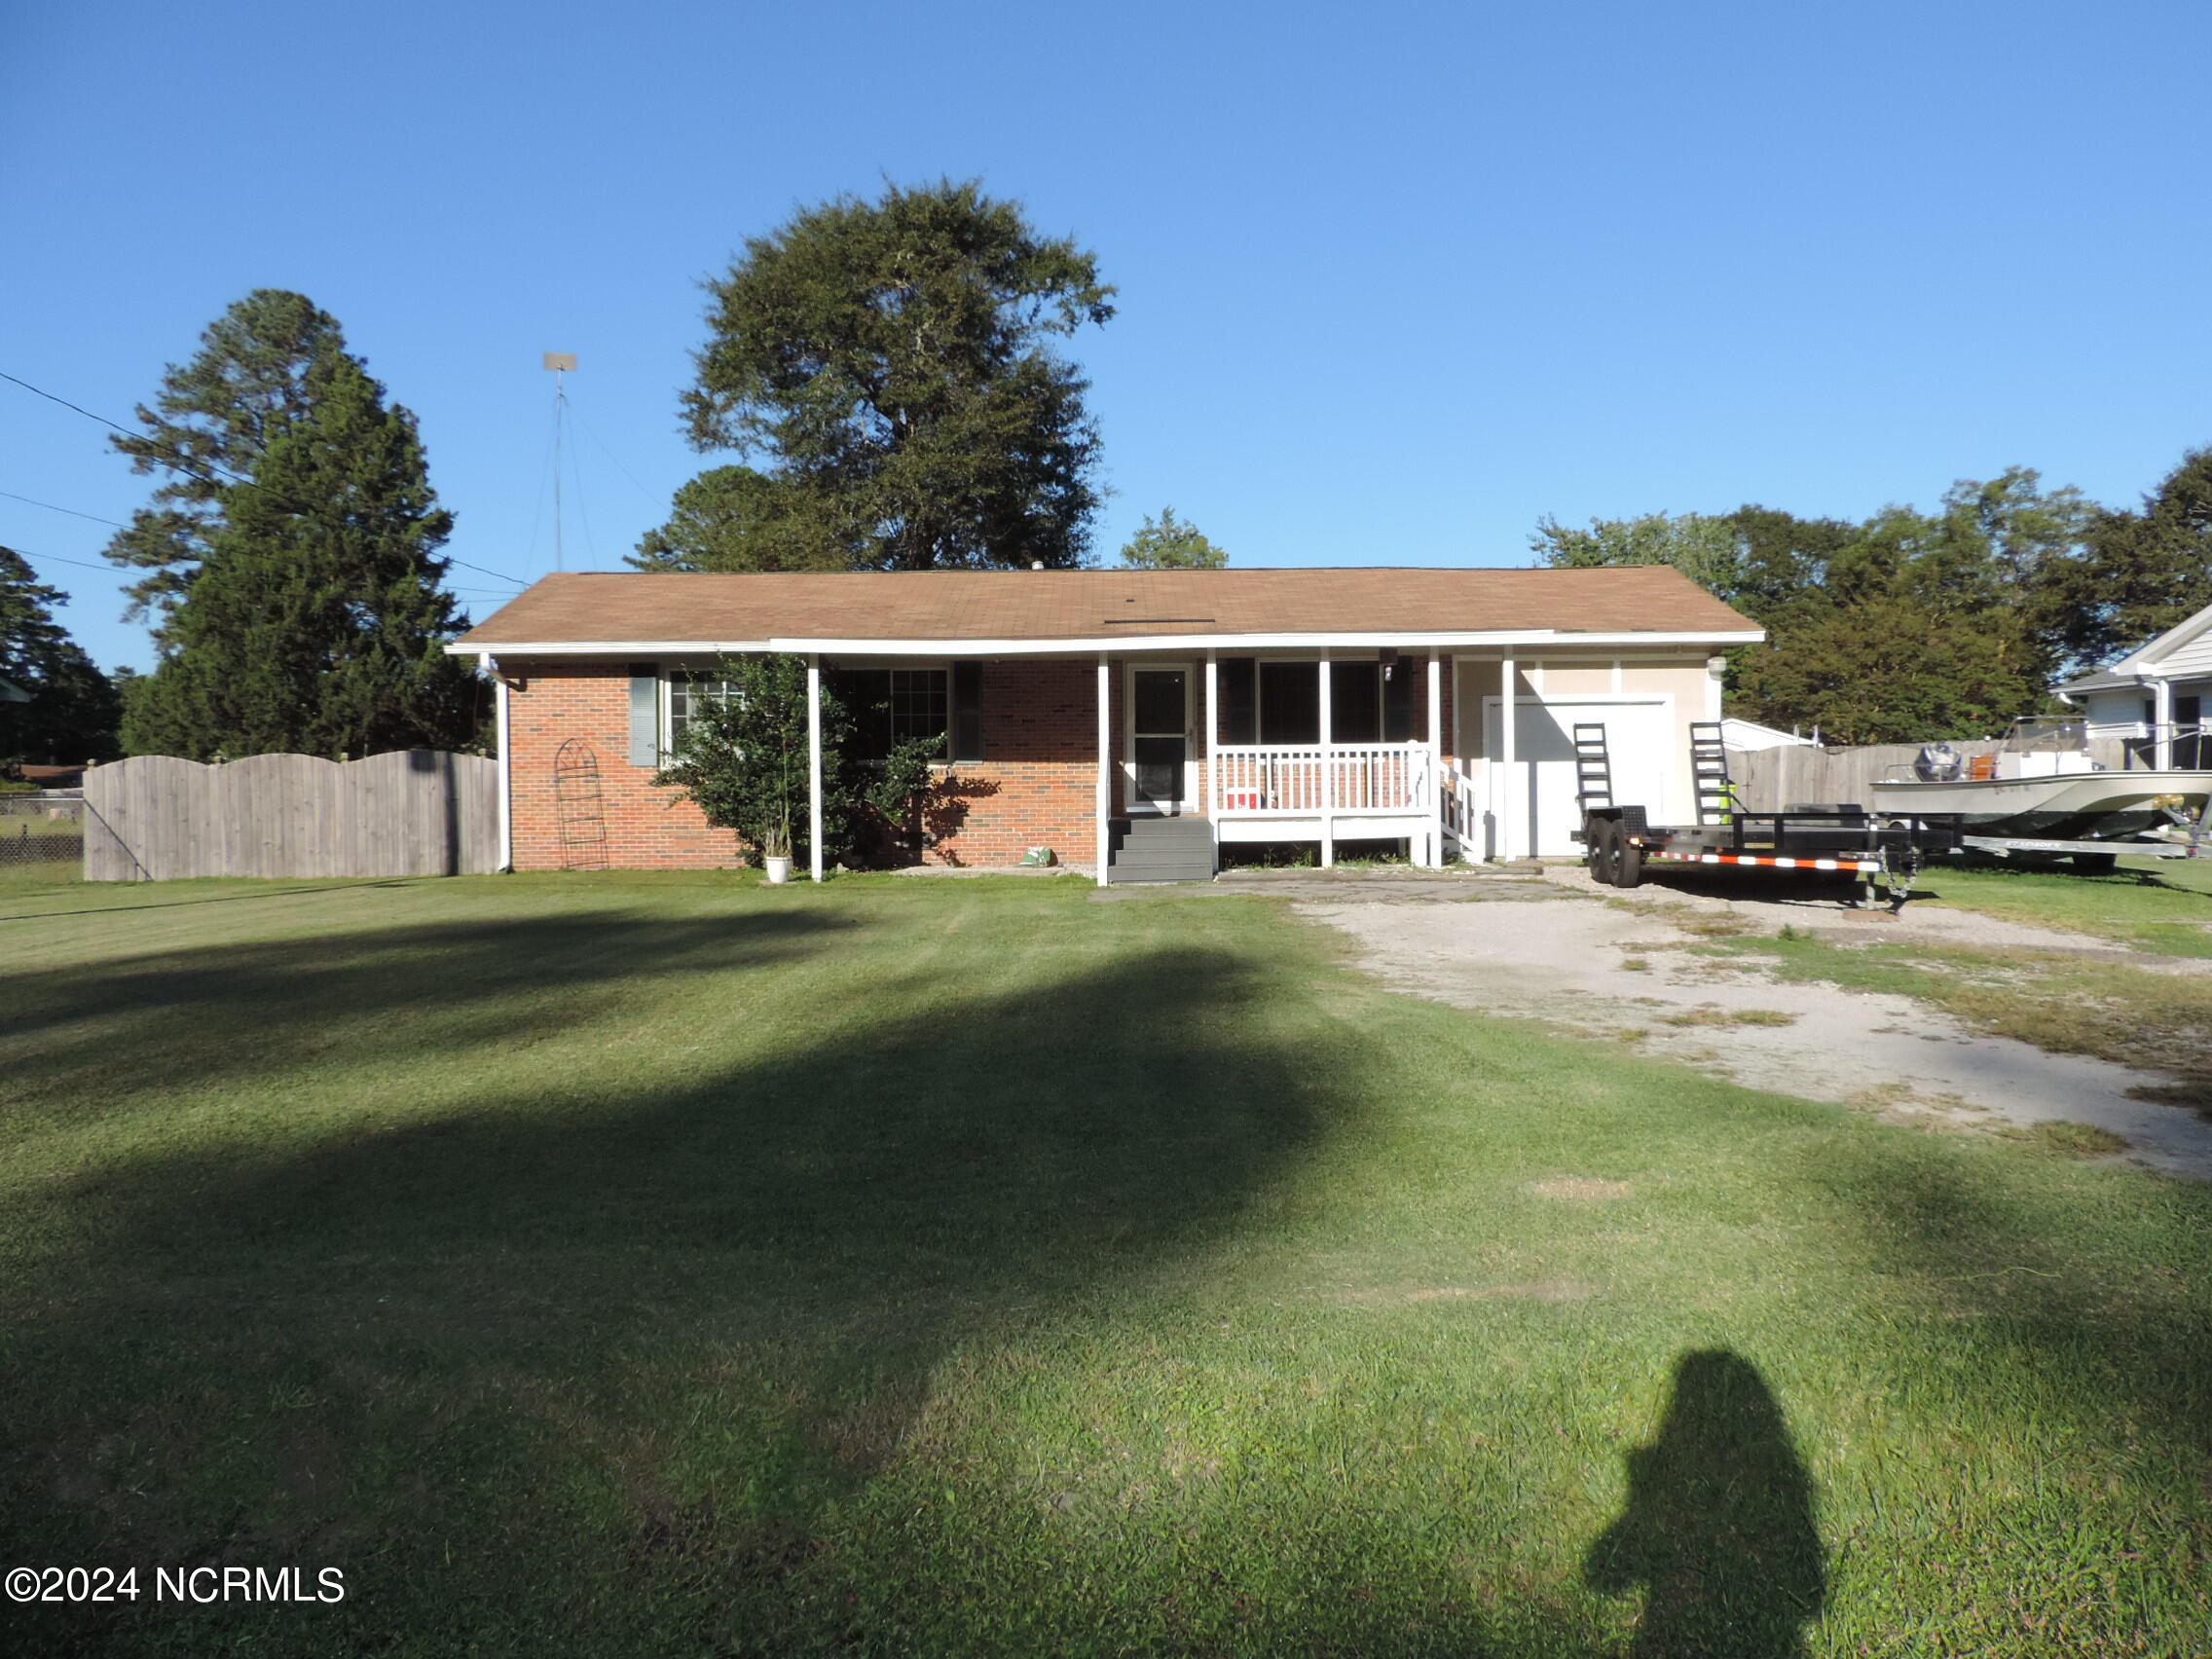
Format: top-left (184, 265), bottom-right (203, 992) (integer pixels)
top-left (1087, 649), bottom-right (1535, 883)
top-left (778, 645), bottom-right (1699, 884)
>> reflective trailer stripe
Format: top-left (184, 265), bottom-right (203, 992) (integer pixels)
top-left (1646, 851), bottom-right (1881, 871)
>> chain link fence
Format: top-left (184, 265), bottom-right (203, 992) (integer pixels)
top-left (0, 793), bottom-right (85, 880)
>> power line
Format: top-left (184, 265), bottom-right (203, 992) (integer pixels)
top-left (0, 488), bottom-right (128, 529)
top-left (571, 406), bottom-right (659, 502)
top-left (0, 369), bottom-right (146, 444)
top-left (446, 559), bottom-right (528, 586)
top-left (0, 365), bottom-right (538, 588)
top-left (0, 367), bottom-right (257, 491)
top-left (5, 545), bottom-right (128, 576)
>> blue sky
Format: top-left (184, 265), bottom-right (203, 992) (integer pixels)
top-left (4, 1), bottom-right (2206, 673)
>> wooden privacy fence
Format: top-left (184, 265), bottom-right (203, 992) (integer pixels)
top-left (1727, 738), bottom-right (2137, 811)
top-left (83, 751), bottom-right (499, 881)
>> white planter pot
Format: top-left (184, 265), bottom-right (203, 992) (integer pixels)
top-left (763, 855), bottom-right (792, 885)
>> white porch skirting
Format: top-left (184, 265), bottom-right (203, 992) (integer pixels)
top-left (1215, 812), bottom-right (1434, 843)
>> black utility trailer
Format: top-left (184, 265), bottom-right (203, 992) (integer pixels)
top-left (1573, 722), bottom-right (1968, 911)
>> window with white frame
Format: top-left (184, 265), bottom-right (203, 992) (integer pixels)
top-left (829, 667), bottom-right (951, 761)
top-left (664, 671), bottom-right (740, 756)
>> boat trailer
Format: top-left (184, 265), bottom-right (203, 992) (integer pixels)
top-left (1574, 722), bottom-right (1967, 912)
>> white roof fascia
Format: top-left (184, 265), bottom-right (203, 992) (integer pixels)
top-left (448, 627), bottom-right (1765, 659)
top-left (2126, 599), bottom-right (2212, 673)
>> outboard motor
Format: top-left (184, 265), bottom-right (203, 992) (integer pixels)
top-left (1914, 743), bottom-right (1963, 782)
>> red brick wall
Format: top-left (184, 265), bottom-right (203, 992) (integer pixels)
top-left (505, 660), bottom-right (746, 870)
top-left (501, 657), bottom-right (1114, 871)
top-left (924, 659), bottom-right (1099, 866)
top-left (500, 653), bottom-right (1454, 871)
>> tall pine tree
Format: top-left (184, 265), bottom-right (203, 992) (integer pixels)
top-left (123, 351), bottom-right (480, 759)
top-left (103, 290), bottom-right (350, 636)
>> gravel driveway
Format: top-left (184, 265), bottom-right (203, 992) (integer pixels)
top-left (1273, 865), bottom-right (2212, 1180)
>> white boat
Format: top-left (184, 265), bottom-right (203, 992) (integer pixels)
top-left (1869, 719), bottom-right (2212, 841)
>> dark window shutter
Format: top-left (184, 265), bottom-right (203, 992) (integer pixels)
top-left (951, 662), bottom-right (984, 761)
top-left (1382, 659), bottom-right (1417, 742)
top-left (1221, 658), bottom-right (1257, 745)
top-left (628, 663), bottom-right (660, 766)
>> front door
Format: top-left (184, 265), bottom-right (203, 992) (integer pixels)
top-left (1130, 668), bottom-right (1189, 814)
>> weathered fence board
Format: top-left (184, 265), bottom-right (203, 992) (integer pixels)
top-left (82, 752), bottom-right (498, 881)
top-left (1728, 738), bottom-right (2137, 811)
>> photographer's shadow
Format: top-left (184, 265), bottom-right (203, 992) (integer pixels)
top-left (1586, 1350), bottom-right (1825, 1658)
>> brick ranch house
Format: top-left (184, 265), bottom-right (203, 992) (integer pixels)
top-left (449, 566), bottom-right (1761, 882)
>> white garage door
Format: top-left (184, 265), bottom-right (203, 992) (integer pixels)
top-left (1483, 699), bottom-right (1674, 857)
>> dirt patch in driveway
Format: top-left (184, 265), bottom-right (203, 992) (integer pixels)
top-left (1298, 879), bottom-right (2212, 1181)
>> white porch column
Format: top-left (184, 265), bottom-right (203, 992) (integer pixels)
top-left (1425, 652), bottom-right (1444, 867)
top-left (482, 652), bottom-right (512, 872)
top-left (807, 653), bottom-right (824, 883)
top-left (2157, 678), bottom-right (2175, 770)
top-left (1498, 653), bottom-right (1517, 862)
top-left (1318, 651), bottom-right (1334, 868)
top-left (1095, 654), bottom-right (1112, 884)
top-left (1204, 650), bottom-right (1219, 820)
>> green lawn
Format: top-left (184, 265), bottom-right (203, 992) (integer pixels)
top-left (1916, 853), bottom-right (2212, 955)
top-left (2, 872), bottom-right (2207, 1656)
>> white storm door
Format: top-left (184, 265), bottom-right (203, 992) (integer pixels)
top-left (1126, 666), bottom-right (1192, 815)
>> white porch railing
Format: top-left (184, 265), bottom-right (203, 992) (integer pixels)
top-left (1439, 760), bottom-right (1484, 856)
top-left (1213, 744), bottom-right (1433, 816)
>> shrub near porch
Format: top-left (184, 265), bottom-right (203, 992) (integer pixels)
top-left (0, 873), bottom-right (2205, 1655)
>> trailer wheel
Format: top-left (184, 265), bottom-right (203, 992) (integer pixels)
top-left (1586, 820), bottom-right (1618, 885)
top-left (2072, 852), bottom-right (2119, 875)
top-left (1612, 832), bottom-right (1644, 889)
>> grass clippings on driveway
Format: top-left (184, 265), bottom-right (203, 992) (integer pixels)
top-left (1, 871), bottom-right (2208, 1656)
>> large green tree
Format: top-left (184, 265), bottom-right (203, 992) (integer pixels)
top-left (1118, 507), bottom-right (1227, 570)
top-left (1729, 501), bottom-right (2055, 743)
top-left (102, 289), bottom-right (350, 635)
top-left (1532, 470), bottom-right (2091, 743)
top-left (0, 550), bottom-right (123, 764)
top-left (123, 352), bottom-right (480, 760)
top-left (1530, 510), bottom-right (1742, 600)
top-left (2030, 448), bottom-right (2212, 674)
top-left (664, 179), bottom-right (1115, 572)
top-left (630, 465), bottom-right (844, 572)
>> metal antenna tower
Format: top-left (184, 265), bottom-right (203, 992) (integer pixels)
top-left (542, 352), bottom-right (576, 571)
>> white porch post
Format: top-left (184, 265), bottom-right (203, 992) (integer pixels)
top-left (482, 652), bottom-right (512, 872)
top-left (1204, 650), bottom-right (1219, 820)
top-left (1498, 653), bottom-right (1517, 862)
top-left (2157, 678), bottom-right (2175, 770)
top-left (807, 653), bottom-right (824, 883)
top-left (1095, 654), bottom-right (1112, 884)
top-left (1426, 652), bottom-right (1444, 867)
top-left (1318, 651), bottom-right (1334, 868)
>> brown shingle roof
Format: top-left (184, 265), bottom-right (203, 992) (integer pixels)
top-left (453, 566), bottom-right (1758, 651)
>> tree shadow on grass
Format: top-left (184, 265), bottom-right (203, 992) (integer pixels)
top-left (0, 908), bottom-right (847, 1106)
top-left (0, 914), bottom-right (1604, 1656)
top-left (1586, 1350), bottom-right (1825, 1659)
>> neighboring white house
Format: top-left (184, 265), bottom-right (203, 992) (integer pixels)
top-left (2056, 602), bottom-right (2212, 767)
top-left (1718, 716), bottom-right (1814, 752)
